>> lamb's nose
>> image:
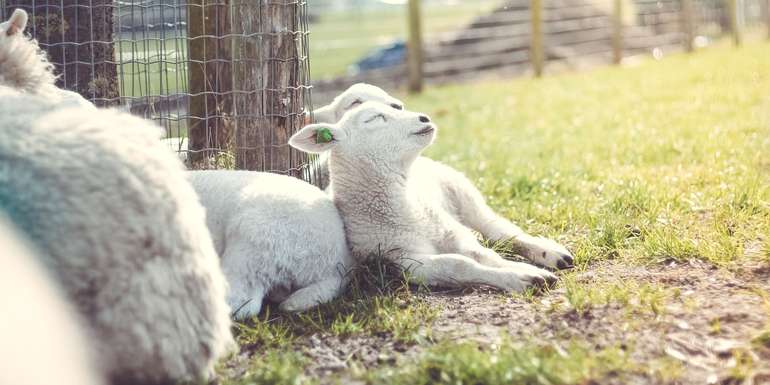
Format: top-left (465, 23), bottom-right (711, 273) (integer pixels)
top-left (419, 115), bottom-right (430, 123)
top-left (391, 103), bottom-right (403, 110)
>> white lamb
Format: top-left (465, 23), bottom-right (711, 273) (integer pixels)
top-left (313, 83), bottom-right (574, 270)
top-left (0, 10), bottom-right (233, 383)
top-left (0, 216), bottom-right (103, 385)
top-left (290, 102), bottom-right (559, 292)
top-left (188, 170), bottom-right (353, 319)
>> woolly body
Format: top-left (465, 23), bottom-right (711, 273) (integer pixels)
top-left (189, 170), bottom-right (353, 319)
top-left (0, 87), bottom-right (233, 384)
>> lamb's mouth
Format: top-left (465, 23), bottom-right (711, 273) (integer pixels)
top-left (412, 126), bottom-right (435, 136)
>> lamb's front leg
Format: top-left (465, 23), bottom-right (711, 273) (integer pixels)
top-left (399, 253), bottom-right (551, 292)
top-left (451, 234), bottom-right (557, 286)
top-left (444, 174), bottom-right (575, 270)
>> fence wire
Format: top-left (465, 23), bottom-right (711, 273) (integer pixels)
top-left (1, 0), bottom-right (316, 180)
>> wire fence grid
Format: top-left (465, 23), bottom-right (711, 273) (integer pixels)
top-left (1, 0), bottom-right (317, 181)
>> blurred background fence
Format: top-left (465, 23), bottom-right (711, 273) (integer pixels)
top-left (1, 0), bottom-right (766, 176)
top-left (0, 0), bottom-right (314, 177)
top-left (309, 0), bottom-right (769, 104)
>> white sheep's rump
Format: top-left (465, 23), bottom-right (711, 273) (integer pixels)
top-left (0, 86), bottom-right (233, 385)
top-left (189, 170), bottom-right (353, 319)
top-left (0, 215), bottom-right (104, 385)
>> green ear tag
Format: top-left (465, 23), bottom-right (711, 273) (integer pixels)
top-left (316, 127), bottom-right (333, 144)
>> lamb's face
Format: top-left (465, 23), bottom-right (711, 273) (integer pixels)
top-left (290, 101), bottom-right (436, 168)
top-left (314, 83), bottom-right (404, 123)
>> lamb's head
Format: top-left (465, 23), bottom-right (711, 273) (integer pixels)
top-left (0, 9), bottom-right (56, 91)
top-left (291, 101), bottom-right (435, 170)
top-left (313, 83), bottom-right (404, 123)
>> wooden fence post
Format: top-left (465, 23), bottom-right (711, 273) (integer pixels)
top-left (612, 0), bottom-right (623, 64)
top-left (407, 0), bottom-right (424, 93)
top-left (681, 0), bottom-right (695, 52)
top-left (234, 0), bottom-right (304, 173)
top-left (530, 0), bottom-right (544, 77)
top-left (188, 0), bottom-right (233, 168)
top-left (728, 0), bottom-right (742, 45)
top-left (765, 0), bottom-right (770, 39)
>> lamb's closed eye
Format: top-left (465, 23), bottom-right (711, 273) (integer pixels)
top-left (364, 114), bottom-right (386, 123)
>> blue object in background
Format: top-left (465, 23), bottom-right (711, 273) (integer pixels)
top-left (349, 39), bottom-right (406, 74)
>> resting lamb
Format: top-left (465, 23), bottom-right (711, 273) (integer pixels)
top-left (188, 170), bottom-right (353, 319)
top-left (290, 102), bottom-right (558, 292)
top-left (313, 83), bottom-right (574, 270)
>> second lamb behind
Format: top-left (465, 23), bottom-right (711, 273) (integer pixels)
top-left (290, 102), bottom-right (558, 292)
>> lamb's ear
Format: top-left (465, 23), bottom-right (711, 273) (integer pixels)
top-left (289, 123), bottom-right (345, 154)
top-left (312, 104), bottom-right (335, 123)
top-left (4, 9), bottom-right (28, 36)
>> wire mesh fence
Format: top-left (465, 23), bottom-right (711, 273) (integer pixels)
top-left (1, 0), bottom-right (316, 180)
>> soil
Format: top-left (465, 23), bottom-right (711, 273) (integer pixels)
top-left (235, 260), bottom-right (770, 384)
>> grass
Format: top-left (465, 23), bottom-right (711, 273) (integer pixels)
top-left (219, 41), bottom-right (770, 384)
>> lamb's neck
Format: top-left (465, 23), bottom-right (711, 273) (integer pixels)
top-left (328, 155), bottom-right (414, 220)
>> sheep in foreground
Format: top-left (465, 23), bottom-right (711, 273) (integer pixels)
top-left (290, 102), bottom-right (558, 292)
top-left (0, 9), bottom-right (92, 108)
top-left (0, 216), bottom-right (103, 385)
top-left (188, 170), bottom-right (353, 319)
top-left (314, 83), bottom-right (574, 270)
top-left (0, 87), bottom-right (234, 384)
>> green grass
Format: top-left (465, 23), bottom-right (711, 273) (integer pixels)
top-left (220, 41), bottom-right (770, 384)
top-left (363, 339), bottom-right (634, 385)
top-left (407, 40), bottom-right (770, 267)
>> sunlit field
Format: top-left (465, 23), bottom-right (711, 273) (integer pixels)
top-left (221, 41), bottom-right (770, 385)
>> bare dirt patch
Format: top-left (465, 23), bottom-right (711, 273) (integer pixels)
top-left (284, 261), bottom-right (770, 384)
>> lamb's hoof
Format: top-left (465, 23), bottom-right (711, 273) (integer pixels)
top-left (555, 254), bottom-right (574, 270)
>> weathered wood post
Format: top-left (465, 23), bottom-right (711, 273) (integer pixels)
top-left (407, 0), bottom-right (424, 93)
top-left (530, 0), bottom-right (544, 77)
top-left (765, 0), bottom-right (770, 39)
top-left (233, 0), bottom-right (306, 174)
top-left (187, 0), bottom-right (233, 168)
top-left (681, 0), bottom-right (695, 52)
top-left (4, 1), bottom-right (117, 106)
top-left (728, 0), bottom-right (742, 45)
top-left (612, 0), bottom-right (623, 64)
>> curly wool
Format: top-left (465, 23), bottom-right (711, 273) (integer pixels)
top-left (0, 87), bottom-right (234, 385)
top-left (0, 29), bottom-right (55, 92)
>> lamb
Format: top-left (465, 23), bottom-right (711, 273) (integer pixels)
top-left (314, 83), bottom-right (574, 270)
top-left (0, 215), bottom-right (103, 385)
top-left (0, 10), bottom-right (233, 383)
top-left (188, 170), bottom-right (353, 319)
top-left (290, 102), bottom-right (559, 292)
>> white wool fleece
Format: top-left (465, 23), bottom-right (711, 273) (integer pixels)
top-left (290, 102), bottom-right (560, 292)
top-left (188, 170), bottom-right (353, 319)
top-left (0, 215), bottom-right (103, 385)
top-left (0, 9), bottom-right (92, 108)
top-left (0, 87), bottom-right (234, 385)
top-left (313, 84), bottom-right (575, 270)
